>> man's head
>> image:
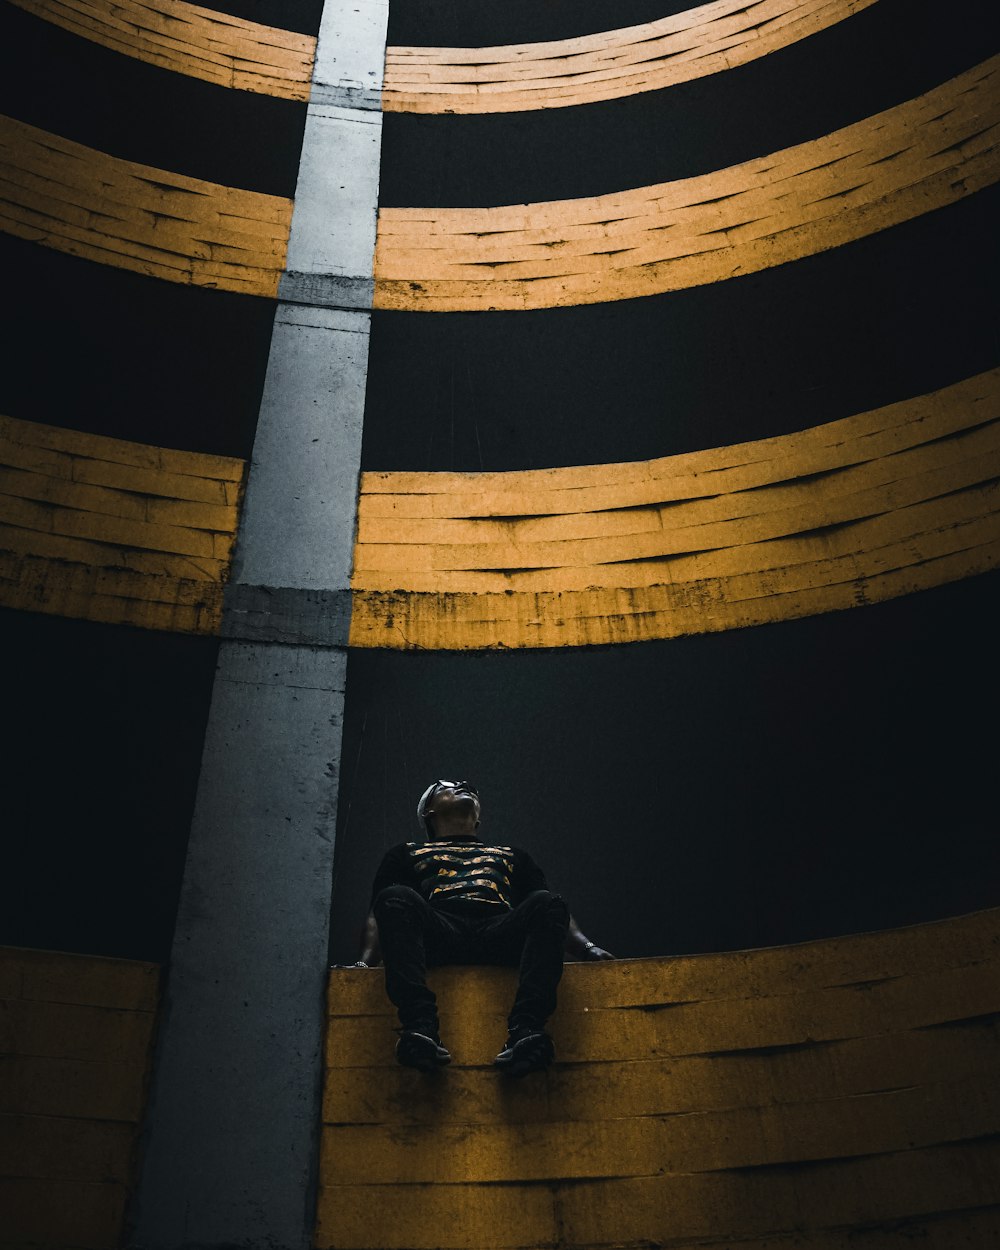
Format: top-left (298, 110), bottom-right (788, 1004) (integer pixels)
top-left (416, 780), bottom-right (480, 840)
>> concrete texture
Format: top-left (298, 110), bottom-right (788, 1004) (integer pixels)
top-left (317, 914), bottom-right (1000, 1248)
top-left (232, 304), bottom-right (370, 595)
top-left (285, 0), bottom-right (388, 285)
top-left (129, 3), bottom-right (388, 1245)
top-left (278, 271), bottom-right (375, 309)
top-left (285, 105), bottom-right (382, 282)
top-left (130, 644), bottom-right (347, 1248)
top-left (222, 585), bottom-right (353, 646)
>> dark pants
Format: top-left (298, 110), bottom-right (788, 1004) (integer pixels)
top-left (372, 885), bottom-right (570, 1037)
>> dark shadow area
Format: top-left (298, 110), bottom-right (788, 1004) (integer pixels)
top-left (190, 0), bottom-right (324, 35)
top-left (0, 611), bottom-right (219, 963)
top-left (1, 3), bottom-right (306, 197)
top-left (362, 186), bottom-right (999, 473)
top-left (390, 0), bottom-right (734, 47)
top-left (329, 571), bottom-right (1000, 962)
top-left (2, 234), bottom-right (276, 460)
top-left (380, 0), bottom-right (990, 207)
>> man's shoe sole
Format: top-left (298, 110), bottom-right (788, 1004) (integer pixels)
top-left (396, 1031), bottom-right (451, 1071)
top-left (494, 1032), bottom-right (554, 1077)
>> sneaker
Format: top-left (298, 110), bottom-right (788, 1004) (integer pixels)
top-left (395, 1030), bottom-right (451, 1071)
top-left (493, 1030), bottom-right (554, 1077)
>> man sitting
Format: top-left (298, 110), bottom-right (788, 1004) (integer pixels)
top-left (357, 779), bottom-right (613, 1076)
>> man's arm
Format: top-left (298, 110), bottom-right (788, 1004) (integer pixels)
top-left (565, 915), bottom-right (614, 961)
top-left (357, 911), bottom-right (381, 967)
top-left (354, 842), bottom-right (413, 966)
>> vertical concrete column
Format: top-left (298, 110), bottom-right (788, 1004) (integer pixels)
top-left (129, 3), bottom-right (388, 1247)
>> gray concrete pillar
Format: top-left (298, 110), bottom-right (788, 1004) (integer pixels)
top-left (129, 3), bottom-right (388, 1246)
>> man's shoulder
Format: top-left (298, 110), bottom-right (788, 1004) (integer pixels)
top-left (463, 840), bottom-right (523, 858)
top-left (412, 839), bottom-right (510, 854)
top-left (473, 841), bottom-right (532, 857)
top-left (481, 842), bottom-right (541, 869)
top-left (395, 839), bottom-right (528, 857)
top-left (407, 839), bottom-right (521, 860)
top-left (378, 841), bottom-right (419, 862)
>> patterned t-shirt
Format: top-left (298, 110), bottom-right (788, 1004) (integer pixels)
top-left (371, 837), bottom-right (548, 910)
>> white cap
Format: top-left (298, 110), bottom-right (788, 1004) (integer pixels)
top-left (416, 781), bottom-right (442, 835)
top-left (416, 779), bottom-right (480, 836)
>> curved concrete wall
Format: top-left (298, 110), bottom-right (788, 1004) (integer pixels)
top-left (331, 0), bottom-right (999, 959)
top-left (0, 0), bottom-right (301, 963)
top-left (12, 0), bottom-right (880, 112)
top-left (10, 58), bottom-right (995, 310)
top-left (2, 0), bottom-right (996, 954)
top-left (0, 416), bottom-right (242, 632)
top-left (383, 0), bottom-right (880, 113)
top-left (320, 907), bottom-right (1000, 1248)
top-left (373, 58), bottom-right (1000, 310)
top-left (350, 369), bottom-right (1000, 647)
top-left (9, 0), bottom-right (315, 98)
top-left (0, 947), bottom-right (159, 1249)
top-left (8, 371), bottom-right (994, 644)
top-left (2, 0), bottom-right (999, 1245)
top-left (1, 117), bottom-right (291, 295)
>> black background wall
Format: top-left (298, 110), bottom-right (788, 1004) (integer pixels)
top-left (328, 571), bottom-right (1000, 961)
top-left (1, 0), bottom-right (997, 968)
top-left (329, 0), bottom-right (1000, 961)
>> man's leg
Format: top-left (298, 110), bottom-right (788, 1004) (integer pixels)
top-left (479, 890), bottom-right (570, 1074)
top-left (371, 884), bottom-right (457, 1069)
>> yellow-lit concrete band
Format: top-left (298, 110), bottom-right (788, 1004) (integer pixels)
top-left (374, 58), bottom-right (1000, 311)
top-left (0, 117), bottom-right (292, 295)
top-left (318, 908), bottom-right (1000, 1246)
top-left (0, 415), bottom-right (243, 632)
top-left (9, 0), bottom-right (874, 110)
top-left (8, 0), bottom-right (314, 100)
top-left (348, 369), bottom-right (1000, 649)
top-left (3, 58), bottom-right (994, 307)
top-left (384, 0), bottom-right (879, 114)
top-left (3, 373), bottom-right (997, 641)
top-left (0, 947), bottom-right (159, 1249)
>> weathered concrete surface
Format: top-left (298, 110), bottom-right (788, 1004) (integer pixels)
top-left (130, 644), bottom-right (346, 1248)
top-left (232, 304), bottom-right (369, 596)
top-left (284, 0), bottom-right (387, 289)
top-left (222, 585), bottom-right (353, 647)
top-left (283, 104), bottom-right (382, 284)
top-left (128, 2), bottom-right (389, 1245)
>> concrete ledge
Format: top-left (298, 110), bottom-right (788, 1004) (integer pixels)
top-left (319, 909), bottom-right (1000, 1248)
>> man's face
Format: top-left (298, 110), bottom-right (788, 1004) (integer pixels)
top-left (425, 780), bottom-right (480, 833)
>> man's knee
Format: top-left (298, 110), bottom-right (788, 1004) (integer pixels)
top-left (372, 884), bottom-right (423, 922)
top-left (521, 889), bottom-right (570, 934)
